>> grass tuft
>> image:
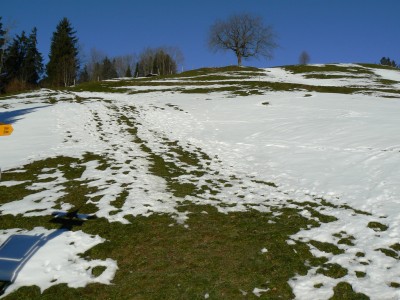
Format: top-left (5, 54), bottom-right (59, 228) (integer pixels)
top-left (329, 282), bottom-right (369, 299)
top-left (367, 221), bottom-right (388, 232)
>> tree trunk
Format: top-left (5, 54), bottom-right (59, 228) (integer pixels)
top-left (237, 54), bottom-right (242, 66)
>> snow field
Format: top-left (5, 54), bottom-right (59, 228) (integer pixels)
top-left (0, 65), bottom-right (400, 298)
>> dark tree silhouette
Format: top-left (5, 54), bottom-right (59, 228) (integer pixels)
top-left (125, 65), bottom-right (132, 77)
top-left (46, 18), bottom-right (79, 87)
top-left (208, 13), bottom-right (278, 66)
top-left (299, 51), bottom-right (310, 65)
top-left (380, 57), bottom-right (397, 68)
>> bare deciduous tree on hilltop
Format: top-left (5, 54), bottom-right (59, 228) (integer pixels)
top-left (299, 51), bottom-right (310, 65)
top-left (208, 13), bottom-right (278, 66)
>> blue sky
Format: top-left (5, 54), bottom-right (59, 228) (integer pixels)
top-left (2, 0), bottom-right (399, 70)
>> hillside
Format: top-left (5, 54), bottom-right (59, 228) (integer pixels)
top-left (1, 64), bottom-right (400, 299)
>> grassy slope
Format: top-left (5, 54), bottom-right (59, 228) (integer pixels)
top-left (65, 64), bottom-right (400, 98)
top-left (2, 63), bottom-right (400, 299)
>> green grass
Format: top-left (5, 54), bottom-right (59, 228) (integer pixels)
top-left (303, 74), bottom-right (353, 79)
top-left (2, 63), bottom-right (399, 100)
top-left (358, 63), bottom-right (399, 70)
top-left (309, 240), bottom-right (344, 255)
top-left (61, 63), bottom-right (400, 98)
top-left (377, 78), bottom-right (399, 85)
top-left (1, 197), bottom-right (338, 299)
top-left (283, 64), bottom-right (374, 75)
top-left (0, 102), bottom-right (356, 298)
top-left (316, 263), bottom-right (348, 279)
top-left (329, 282), bottom-right (369, 299)
top-left (0, 143), bottom-right (366, 299)
top-left (367, 221), bottom-right (388, 232)
top-left (175, 65), bottom-right (263, 78)
top-left (68, 81), bottom-right (130, 93)
top-left (0, 89), bottom-right (43, 100)
top-left (3, 63), bottom-right (395, 299)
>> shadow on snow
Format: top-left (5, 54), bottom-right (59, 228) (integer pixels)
top-left (0, 106), bottom-right (52, 124)
top-left (0, 210), bottom-right (96, 295)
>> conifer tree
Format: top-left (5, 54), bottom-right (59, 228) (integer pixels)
top-left (22, 27), bottom-right (43, 84)
top-left (46, 18), bottom-right (79, 87)
top-left (125, 65), bottom-right (132, 77)
top-left (0, 17), bottom-right (6, 76)
top-left (4, 29), bottom-right (43, 86)
top-left (380, 57), bottom-right (397, 68)
top-left (101, 57), bottom-right (118, 79)
top-left (92, 62), bottom-right (102, 81)
top-left (134, 62), bottom-right (139, 77)
top-left (78, 65), bottom-right (90, 83)
top-left (3, 31), bottom-right (27, 82)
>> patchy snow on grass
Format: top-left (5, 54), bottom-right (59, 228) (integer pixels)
top-left (1, 64), bottom-right (400, 298)
top-left (253, 287), bottom-right (270, 297)
top-left (373, 68), bottom-right (400, 82)
top-left (0, 181), bottom-right (29, 187)
top-left (0, 227), bottom-right (117, 299)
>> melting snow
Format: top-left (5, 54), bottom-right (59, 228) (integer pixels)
top-left (1, 65), bottom-right (400, 298)
top-left (253, 287), bottom-right (270, 297)
top-left (0, 227), bottom-right (117, 298)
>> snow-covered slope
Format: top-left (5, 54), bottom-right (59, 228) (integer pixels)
top-left (1, 64), bottom-right (400, 299)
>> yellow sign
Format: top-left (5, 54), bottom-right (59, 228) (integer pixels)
top-left (0, 123), bottom-right (14, 136)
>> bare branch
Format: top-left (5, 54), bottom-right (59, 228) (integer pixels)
top-left (208, 13), bottom-right (278, 66)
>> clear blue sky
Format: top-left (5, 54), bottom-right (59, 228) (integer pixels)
top-left (2, 0), bottom-right (399, 70)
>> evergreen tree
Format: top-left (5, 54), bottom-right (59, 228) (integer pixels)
top-left (92, 62), bottom-right (102, 81)
top-left (3, 32), bottom-right (27, 82)
top-left (46, 18), bottom-right (79, 87)
top-left (22, 27), bottom-right (43, 84)
top-left (0, 17), bottom-right (6, 76)
top-left (3, 29), bottom-right (43, 86)
top-left (79, 65), bottom-right (90, 83)
top-left (152, 55), bottom-right (159, 75)
top-left (134, 62), bottom-right (139, 77)
top-left (0, 18), bottom-right (7, 92)
top-left (380, 57), bottom-right (397, 68)
top-left (101, 57), bottom-right (117, 79)
top-left (1, 26), bottom-right (43, 92)
top-left (125, 65), bottom-right (132, 77)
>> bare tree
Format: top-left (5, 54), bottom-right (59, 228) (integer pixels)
top-left (137, 47), bottom-right (181, 77)
top-left (114, 54), bottom-right (137, 77)
top-left (163, 46), bottom-right (184, 72)
top-left (87, 48), bottom-right (106, 81)
top-left (138, 48), bottom-right (156, 76)
top-left (208, 13), bottom-right (278, 66)
top-left (299, 51), bottom-right (310, 65)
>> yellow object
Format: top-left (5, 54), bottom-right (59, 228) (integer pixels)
top-left (0, 123), bottom-right (14, 136)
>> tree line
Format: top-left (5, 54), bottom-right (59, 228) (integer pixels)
top-left (81, 46), bottom-right (183, 83)
top-left (0, 19), bottom-right (43, 93)
top-left (380, 57), bottom-right (398, 68)
top-left (0, 17), bottom-right (183, 94)
top-left (1, 14), bottom-right (399, 94)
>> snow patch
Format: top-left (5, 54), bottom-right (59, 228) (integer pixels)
top-left (0, 227), bottom-right (117, 298)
